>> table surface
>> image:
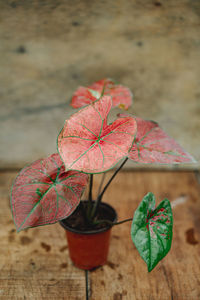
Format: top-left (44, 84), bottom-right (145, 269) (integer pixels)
top-left (0, 170), bottom-right (200, 300)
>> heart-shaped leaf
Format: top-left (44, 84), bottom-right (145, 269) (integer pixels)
top-left (58, 96), bottom-right (137, 173)
top-left (131, 193), bottom-right (173, 272)
top-left (71, 78), bottom-right (133, 109)
top-left (129, 117), bottom-right (195, 164)
top-left (11, 153), bottom-right (88, 232)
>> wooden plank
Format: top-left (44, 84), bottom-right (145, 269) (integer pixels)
top-left (90, 171), bottom-right (200, 300)
top-left (1, 171), bottom-right (200, 299)
top-left (0, 172), bottom-right (85, 300)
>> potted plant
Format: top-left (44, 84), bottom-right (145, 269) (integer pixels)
top-left (11, 79), bottom-right (195, 272)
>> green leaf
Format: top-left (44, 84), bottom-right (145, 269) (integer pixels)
top-left (131, 192), bottom-right (173, 272)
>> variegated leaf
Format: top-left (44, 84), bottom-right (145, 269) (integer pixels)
top-left (131, 193), bottom-right (173, 272)
top-left (71, 78), bottom-right (133, 109)
top-left (129, 117), bottom-right (195, 164)
top-left (11, 153), bottom-right (88, 232)
top-left (58, 96), bottom-right (136, 173)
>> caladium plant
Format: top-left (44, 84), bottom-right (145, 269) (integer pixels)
top-left (11, 79), bottom-right (195, 272)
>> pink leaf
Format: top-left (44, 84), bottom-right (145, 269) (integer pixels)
top-left (129, 117), bottom-right (195, 164)
top-left (11, 153), bottom-right (89, 232)
top-left (71, 78), bottom-right (133, 109)
top-left (58, 96), bottom-right (137, 173)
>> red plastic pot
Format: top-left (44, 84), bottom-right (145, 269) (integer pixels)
top-left (60, 202), bottom-right (117, 270)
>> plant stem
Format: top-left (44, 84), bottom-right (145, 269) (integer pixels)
top-left (99, 158), bottom-right (128, 200)
top-left (97, 173), bottom-right (106, 197)
top-left (88, 174), bottom-right (93, 203)
top-left (100, 81), bottom-right (106, 97)
top-left (87, 174), bottom-right (93, 218)
top-left (94, 217), bottom-right (133, 227)
top-left (113, 218), bottom-right (133, 226)
top-left (79, 201), bottom-right (88, 224)
top-left (91, 157), bottom-right (128, 219)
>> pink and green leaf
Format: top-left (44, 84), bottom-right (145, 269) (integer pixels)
top-left (11, 153), bottom-right (88, 232)
top-left (131, 192), bottom-right (173, 272)
top-left (58, 96), bottom-right (137, 173)
top-left (71, 78), bottom-right (133, 109)
top-left (129, 117), bottom-right (195, 164)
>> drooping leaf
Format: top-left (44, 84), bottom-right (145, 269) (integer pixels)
top-left (71, 78), bottom-right (133, 109)
top-left (58, 96), bottom-right (137, 173)
top-left (131, 192), bottom-right (173, 272)
top-left (11, 153), bottom-right (88, 232)
top-left (129, 117), bottom-right (195, 164)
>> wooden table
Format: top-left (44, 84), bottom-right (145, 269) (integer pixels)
top-left (0, 170), bottom-right (200, 299)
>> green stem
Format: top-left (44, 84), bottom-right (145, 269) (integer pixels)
top-left (87, 174), bottom-right (93, 218)
top-left (91, 157), bottom-right (128, 219)
top-left (100, 81), bottom-right (106, 98)
top-left (94, 217), bottom-right (133, 227)
top-left (97, 173), bottom-right (106, 197)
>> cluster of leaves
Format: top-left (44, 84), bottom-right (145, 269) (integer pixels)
top-left (11, 78), bottom-right (195, 271)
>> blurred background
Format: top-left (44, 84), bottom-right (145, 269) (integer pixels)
top-left (0, 0), bottom-right (199, 170)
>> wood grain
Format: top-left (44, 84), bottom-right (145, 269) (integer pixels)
top-left (90, 171), bottom-right (200, 300)
top-left (0, 172), bottom-right (85, 300)
top-left (0, 171), bottom-right (200, 299)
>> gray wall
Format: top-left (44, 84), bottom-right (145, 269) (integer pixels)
top-left (0, 0), bottom-right (199, 169)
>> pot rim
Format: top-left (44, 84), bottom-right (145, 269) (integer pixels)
top-left (59, 201), bottom-right (117, 235)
